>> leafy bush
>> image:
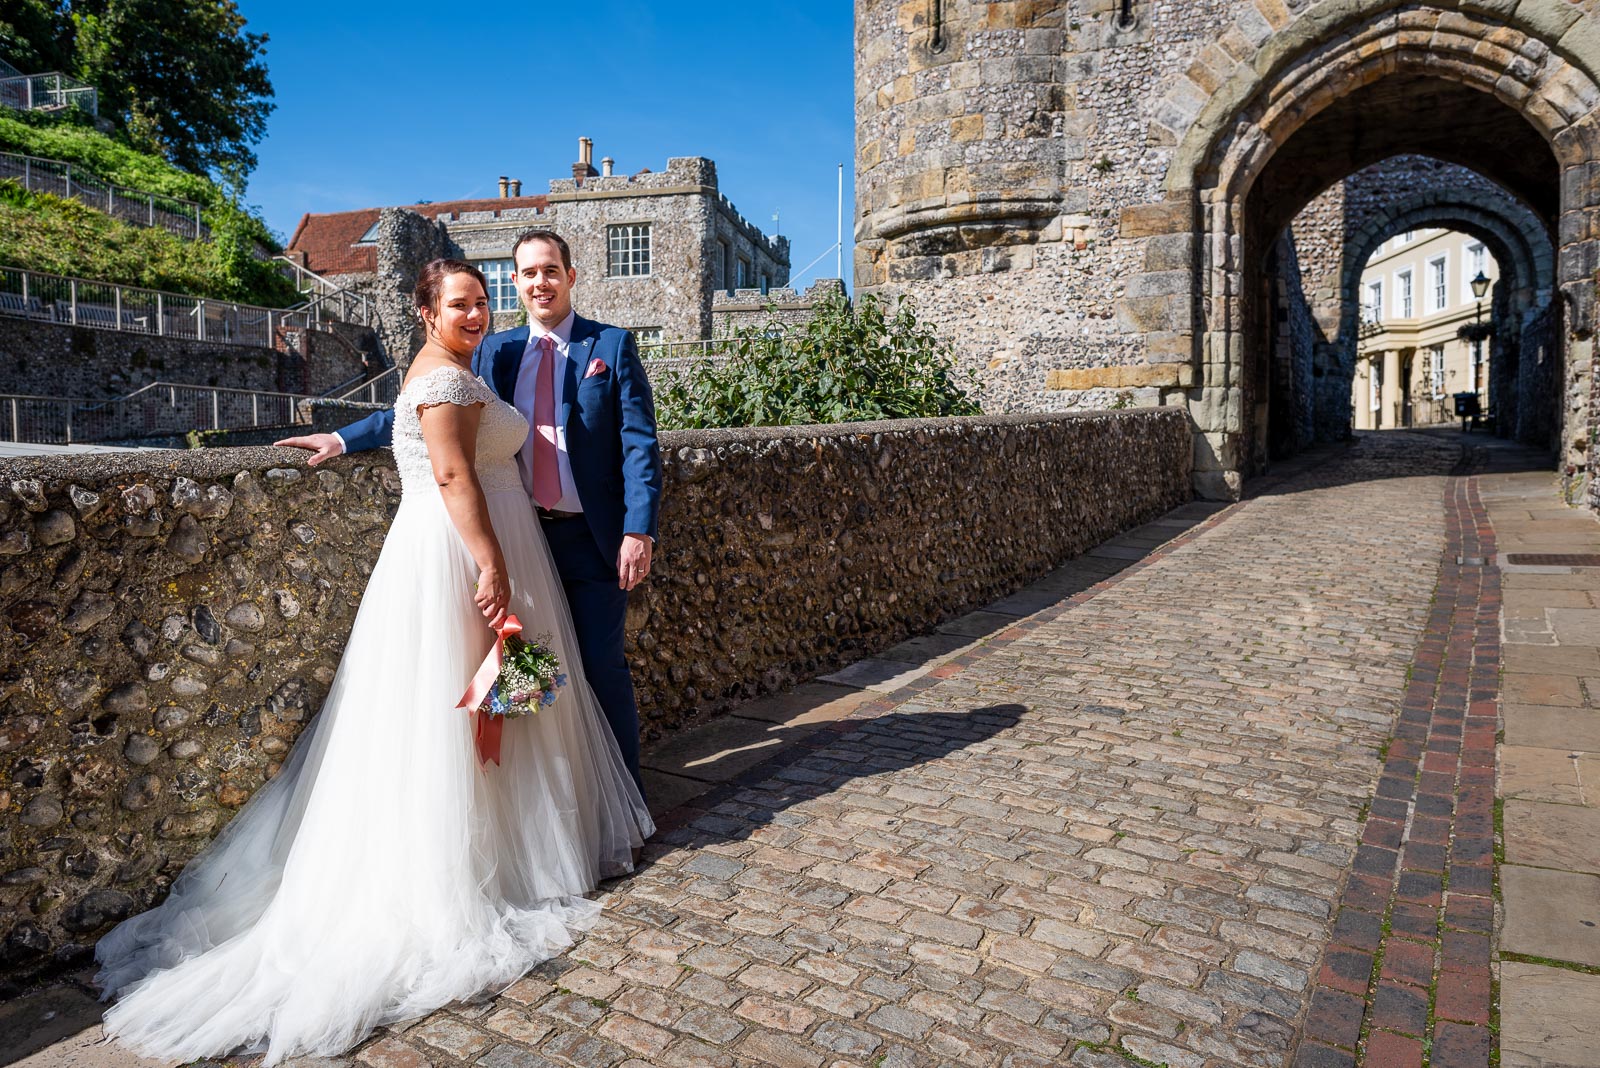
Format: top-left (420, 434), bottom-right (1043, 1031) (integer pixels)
top-left (0, 111), bottom-right (280, 250)
top-left (0, 180), bottom-right (297, 306)
top-left (656, 292), bottom-right (980, 430)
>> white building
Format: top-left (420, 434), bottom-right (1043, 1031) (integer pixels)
top-left (1351, 229), bottom-right (1499, 430)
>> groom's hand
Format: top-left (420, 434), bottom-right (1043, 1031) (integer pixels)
top-left (274, 432), bottom-right (345, 466)
top-left (618, 534), bottom-right (653, 592)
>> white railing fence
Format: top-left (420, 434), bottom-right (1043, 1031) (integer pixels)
top-left (0, 72), bottom-right (97, 117)
top-left (273, 256), bottom-right (374, 327)
top-left (0, 265), bottom-right (326, 348)
top-left (1, 381), bottom-right (318, 446)
top-left (0, 151), bottom-right (207, 239)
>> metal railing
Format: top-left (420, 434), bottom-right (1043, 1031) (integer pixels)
top-left (0, 151), bottom-right (208, 239)
top-left (330, 366), bottom-right (400, 406)
top-left (0, 72), bottom-right (97, 117)
top-left (1, 381), bottom-right (318, 446)
top-left (0, 265), bottom-right (327, 347)
top-left (274, 256), bottom-right (374, 327)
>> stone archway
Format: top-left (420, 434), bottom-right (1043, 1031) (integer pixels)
top-left (1326, 187), bottom-right (1557, 447)
top-left (1142, 3), bottom-right (1600, 498)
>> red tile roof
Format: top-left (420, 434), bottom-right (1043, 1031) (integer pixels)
top-left (287, 194), bottom-right (552, 277)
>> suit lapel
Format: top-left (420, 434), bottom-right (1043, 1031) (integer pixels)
top-left (563, 333), bottom-right (589, 428)
top-left (563, 315), bottom-right (599, 427)
top-left (492, 327), bottom-right (529, 403)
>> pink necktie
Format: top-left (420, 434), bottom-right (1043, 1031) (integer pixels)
top-left (531, 336), bottom-right (561, 510)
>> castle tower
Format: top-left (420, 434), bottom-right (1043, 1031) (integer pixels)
top-left (854, 0), bottom-right (1600, 501)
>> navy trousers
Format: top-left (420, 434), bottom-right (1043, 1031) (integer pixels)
top-left (540, 516), bottom-right (644, 796)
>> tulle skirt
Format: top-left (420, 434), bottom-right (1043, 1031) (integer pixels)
top-left (94, 486), bottom-right (654, 1065)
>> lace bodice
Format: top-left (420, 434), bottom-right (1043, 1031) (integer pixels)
top-left (392, 366), bottom-right (529, 495)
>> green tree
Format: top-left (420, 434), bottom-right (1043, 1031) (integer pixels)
top-left (0, 1), bottom-right (72, 73)
top-left (657, 292), bottom-right (981, 430)
top-left (70, 0), bottom-right (274, 177)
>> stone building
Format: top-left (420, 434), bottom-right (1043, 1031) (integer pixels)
top-left (853, 0), bottom-right (1600, 501)
top-left (286, 140), bottom-right (792, 345)
top-left (711, 279), bottom-right (848, 337)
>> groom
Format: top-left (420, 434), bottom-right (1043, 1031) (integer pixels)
top-left (276, 230), bottom-right (662, 794)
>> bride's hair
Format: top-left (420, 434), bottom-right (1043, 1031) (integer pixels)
top-left (414, 258), bottom-right (490, 326)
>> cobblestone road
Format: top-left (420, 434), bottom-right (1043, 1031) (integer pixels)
top-left (324, 432), bottom-right (1467, 1068)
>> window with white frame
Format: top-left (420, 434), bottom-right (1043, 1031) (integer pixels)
top-left (1397, 269), bottom-right (1414, 318)
top-left (478, 258), bottom-right (518, 313)
top-left (1472, 343), bottom-right (1486, 392)
top-left (606, 223), bottom-right (652, 277)
top-left (1428, 255), bottom-right (1448, 313)
top-left (631, 326), bottom-right (663, 352)
top-left (1399, 230), bottom-right (1415, 245)
top-left (1366, 280), bottom-right (1383, 322)
top-left (355, 220), bottom-right (379, 245)
top-left (1370, 361), bottom-right (1382, 411)
top-left (1429, 344), bottom-right (1445, 399)
top-left (1465, 242), bottom-right (1487, 301)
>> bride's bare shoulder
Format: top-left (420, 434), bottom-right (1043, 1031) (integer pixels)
top-left (400, 359), bottom-right (474, 395)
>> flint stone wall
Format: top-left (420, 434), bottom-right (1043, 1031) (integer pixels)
top-left (0, 318), bottom-right (373, 402)
top-left (0, 407), bottom-right (1191, 983)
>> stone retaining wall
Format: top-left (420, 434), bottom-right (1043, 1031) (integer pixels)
top-left (0, 408), bottom-right (1191, 984)
top-left (0, 318), bottom-right (376, 401)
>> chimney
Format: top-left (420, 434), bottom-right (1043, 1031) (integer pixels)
top-left (497, 175), bottom-right (508, 198)
top-left (572, 136), bottom-right (599, 182)
top-left (509, 178), bottom-right (522, 197)
top-left (601, 157), bottom-right (614, 178)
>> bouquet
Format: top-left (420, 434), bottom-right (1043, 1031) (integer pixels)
top-left (484, 630), bottom-right (568, 719)
top-left (456, 614), bottom-right (568, 766)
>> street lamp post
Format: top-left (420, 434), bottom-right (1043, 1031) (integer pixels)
top-left (1470, 269), bottom-right (1490, 415)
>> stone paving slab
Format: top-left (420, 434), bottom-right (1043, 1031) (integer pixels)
top-left (1504, 798), bottom-right (1600, 873)
top-left (1503, 703), bottom-right (1600, 750)
top-left (1500, 865), bottom-right (1600, 967)
top-left (1499, 963), bottom-right (1600, 1067)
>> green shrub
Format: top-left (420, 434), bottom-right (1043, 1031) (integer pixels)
top-left (0, 111), bottom-right (280, 250)
top-left (656, 291), bottom-right (980, 430)
top-left (0, 179), bottom-right (297, 306)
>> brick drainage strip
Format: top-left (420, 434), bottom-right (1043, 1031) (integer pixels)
top-left (1295, 446), bottom-right (1499, 1068)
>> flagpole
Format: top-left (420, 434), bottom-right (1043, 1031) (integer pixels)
top-left (836, 163), bottom-right (843, 281)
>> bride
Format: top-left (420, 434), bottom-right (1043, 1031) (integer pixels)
top-left (94, 259), bottom-right (654, 1064)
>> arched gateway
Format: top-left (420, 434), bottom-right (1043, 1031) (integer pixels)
top-left (854, 1), bottom-right (1600, 501)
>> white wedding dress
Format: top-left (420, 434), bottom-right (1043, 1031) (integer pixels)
top-left (95, 365), bottom-right (654, 1065)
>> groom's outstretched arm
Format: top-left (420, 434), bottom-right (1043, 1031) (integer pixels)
top-left (274, 408), bottom-right (396, 464)
top-left (278, 336), bottom-right (499, 462)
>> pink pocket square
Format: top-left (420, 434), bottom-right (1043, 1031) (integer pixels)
top-left (584, 358), bottom-right (608, 379)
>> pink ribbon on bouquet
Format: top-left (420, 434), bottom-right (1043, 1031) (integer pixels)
top-left (456, 613), bottom-right (522, 767)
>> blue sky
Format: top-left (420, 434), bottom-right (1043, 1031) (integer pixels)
top-left (238, 1), bottom-right (856, 291)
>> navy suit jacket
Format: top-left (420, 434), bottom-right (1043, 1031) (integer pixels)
top-left (339, 315), bottom-right (663, 570)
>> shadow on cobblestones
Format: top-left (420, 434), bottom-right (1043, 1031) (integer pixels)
top-left (653, 706), bottom-right (1029, 856)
